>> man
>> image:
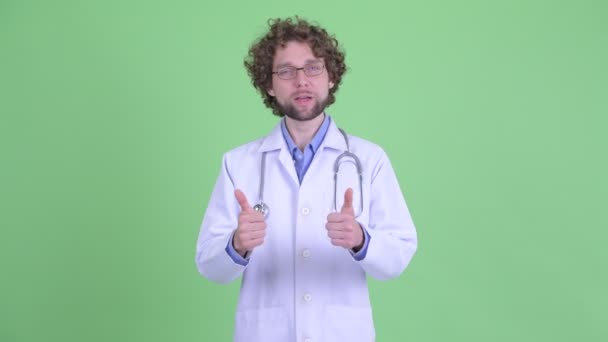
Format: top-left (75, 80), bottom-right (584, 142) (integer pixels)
top-left (196, 17), bottom-right (417, 342)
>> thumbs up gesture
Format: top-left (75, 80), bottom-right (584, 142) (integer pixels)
top-left (326, 188), bottom-right (364, 251)
top-left (233, 189), bottom-right (267, 257)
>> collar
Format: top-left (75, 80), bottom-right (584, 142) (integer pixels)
top-left (258, 114), bottom-right (348, 153)
top-left (280, 114), bottom-right (331, 155)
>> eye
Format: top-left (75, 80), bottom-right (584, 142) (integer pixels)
top-left (307, 64), bottom-right (322, 72)
top-left (277, 67), bottom-right (295, 78)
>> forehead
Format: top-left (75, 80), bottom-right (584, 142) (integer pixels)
top-left (273, 41), bottom-right (322, 67)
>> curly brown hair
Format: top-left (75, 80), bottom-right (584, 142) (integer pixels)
top-left (244, 17), bottom-right (347, 116)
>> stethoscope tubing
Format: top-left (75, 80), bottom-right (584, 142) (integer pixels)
top-left (254, 128), bottom-right (363, 218)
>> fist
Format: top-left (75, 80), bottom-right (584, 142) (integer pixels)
top-left (325, 188), bottom-right (364, 251)
top-left (233, 189), bottom-right (267, 257)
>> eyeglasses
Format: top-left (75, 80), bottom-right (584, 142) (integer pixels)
top-left (272, 62), bottom-right (325, 80)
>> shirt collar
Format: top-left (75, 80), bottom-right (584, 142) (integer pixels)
top-left (280, 114), bottom-right (331, 155)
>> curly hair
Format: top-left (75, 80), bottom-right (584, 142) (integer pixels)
top-left (244, 17), bottom-right (347, 116)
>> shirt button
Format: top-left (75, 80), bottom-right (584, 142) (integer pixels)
top-left (301, 207), bottom-right (310, 216)
top-left (303, 293), bottom-right (312, 302)
top-left (302, 249), bottom-right (311, 258)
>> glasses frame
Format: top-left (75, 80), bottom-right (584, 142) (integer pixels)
top-left (272, 62), bottom-right (325, 80)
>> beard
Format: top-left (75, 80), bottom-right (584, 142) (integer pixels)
top-left (276, 95), bottom-right (329, 122)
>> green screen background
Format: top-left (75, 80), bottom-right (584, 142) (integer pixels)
top-left (1, 0), bottom-right (606, 341)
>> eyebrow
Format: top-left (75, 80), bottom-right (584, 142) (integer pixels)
top-left (275, 59), bottom-right (322, 69)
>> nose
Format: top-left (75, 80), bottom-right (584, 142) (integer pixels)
top-left (294, 69), bottom-right (310, 87)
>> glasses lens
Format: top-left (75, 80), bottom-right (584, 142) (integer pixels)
top-left (275, 63), bottom-right (324, 79)
top-left (304, 63), bottom-right (324, 76)
top-left (277, 67), bottom-right (296, 80)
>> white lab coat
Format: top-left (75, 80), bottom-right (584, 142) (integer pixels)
top-left (196, 119), bottom-right (417, 342)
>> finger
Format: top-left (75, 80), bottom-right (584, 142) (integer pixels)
top-left (245, 222), bottom-right (267, 232)
top-left (326, 222), bottom-right (347, 231)
top-left (327, 230), bottom-right (346, 239)
top-left (235, 231), bottom-right (265, 250)
top-left (240, 230), bottom-right (266, 240)
top-left (326, 213), bottom-right (347, 223)
top-left (235, 189), bottom-right (253, 213)
top-left (330, 238), bottom-right (348, 248)
top-left (340, 188), bottom-right (354, 215)
top-left (244, 237), bottom-right (265, 249)
top-left (327, 213), bottom-right (342, 222)
top-left (237, 219), bottom-right (266, 233)
top-left (250, 212), bottom-right (266, 222)
top-left (240, 212), bottom-right (266, 223)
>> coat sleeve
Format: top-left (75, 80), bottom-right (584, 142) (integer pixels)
top-left (195, 153), bottom-right (247, 284)
top-left (357, 150), bottom-right (418, 280)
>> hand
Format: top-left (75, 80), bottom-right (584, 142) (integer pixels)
top-left (233, 189), bottom-right (267, 257)
top-left (326, 188), bottom-right (364, 251)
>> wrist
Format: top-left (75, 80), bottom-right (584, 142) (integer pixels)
top-left (351, 224), bottom-right (365, 252)
top-left (232, 235), bottom-right (247, 257)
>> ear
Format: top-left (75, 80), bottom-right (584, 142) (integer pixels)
top-left (267, 88), bottom-right (275, 97)
top-left (329, 81), bottom-right (335, 89)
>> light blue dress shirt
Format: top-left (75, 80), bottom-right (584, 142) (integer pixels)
top-left (280, 114), bottom-right (331, 184)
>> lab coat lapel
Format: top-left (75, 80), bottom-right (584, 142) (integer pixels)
top-left (320, 120), bottom-right (349, 152)
top-left (258, 122), bottom-right (299, 188)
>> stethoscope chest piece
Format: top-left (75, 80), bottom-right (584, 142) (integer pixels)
top-left (253, 202), bottom-right (269, 218)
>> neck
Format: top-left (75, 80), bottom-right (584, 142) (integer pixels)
top-left (284, 113), bottom-right (325, 151)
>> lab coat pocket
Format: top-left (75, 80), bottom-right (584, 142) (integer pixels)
top-left (323, 305), bottom-right (375, 341)
top-left (234, 307), bottom-right (289, 342)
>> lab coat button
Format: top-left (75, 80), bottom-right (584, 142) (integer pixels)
top-left (304, 339), bottom-right (312, 342)
top-left (303, 293), bottom-right (312, 302)
top-left (301, 207), bottom-right (310, 215)
top-left (302, 249), bottom-right (311, 258)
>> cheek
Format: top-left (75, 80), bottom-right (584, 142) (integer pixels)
top-left (320, 84), bottom-right (331, 96)
top-left (273, 84), bottom-right (290, 96)
top-left (274, 89), bottom-right (289, 100)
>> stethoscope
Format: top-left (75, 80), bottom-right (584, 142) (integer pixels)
top-left (253, 128), bottom-right (363, 218)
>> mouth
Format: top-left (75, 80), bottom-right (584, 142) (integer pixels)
top-left (293, 94), bottom-right (314, 105)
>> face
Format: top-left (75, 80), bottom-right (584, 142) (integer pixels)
top-left (267, 41), bottom-right (335, 121)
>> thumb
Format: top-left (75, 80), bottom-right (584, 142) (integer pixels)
top-left (234, 189), bottom-right (253, 213)
top-left (340, 188), bottom-right (355, 215)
